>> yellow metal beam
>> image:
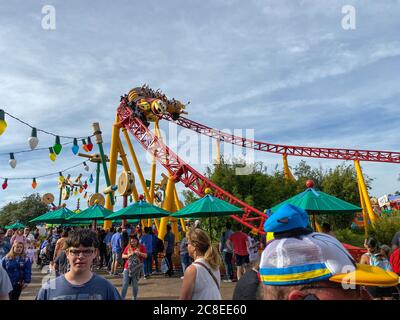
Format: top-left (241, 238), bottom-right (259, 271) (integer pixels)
top-left (283, 154), bottom-right (296, 181)
top-left (116, 136), bottom-right (139, 202)
top-left (215, 140), bottom-right (221, 164)
top-left (357, 178), bottom-right (370, 238)
top-left (122, 128), bottom-right (151, 201)
top-left (354, 160), bottom-right (377, 224)
top-left (158, 176), bottom-right (175, 240)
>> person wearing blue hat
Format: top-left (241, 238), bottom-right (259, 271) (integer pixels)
top-left (264, 204), bottom-right (312, 239)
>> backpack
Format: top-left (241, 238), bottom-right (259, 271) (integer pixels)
top-left (127, 250), bottom-right (143, 280)
top-left (156, 238), bottom-right (164, 253)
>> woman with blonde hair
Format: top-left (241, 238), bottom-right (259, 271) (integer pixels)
top-left (180, 228), bottom-right (222, 300)
top-left (1, 241), bottom-right (32, 300)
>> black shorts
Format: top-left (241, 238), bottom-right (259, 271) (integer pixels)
top-left (235, 254), bottom-right (249, 266)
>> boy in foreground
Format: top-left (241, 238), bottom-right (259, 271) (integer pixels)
top-left (36, 229), bottom-right (121, 300)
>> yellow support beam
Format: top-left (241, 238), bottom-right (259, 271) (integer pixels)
top-left (215, 140), bottom-right (221, 164)
top-left (104, 115), bottom-right (120, 229)
top-left (122, 128), bottom-right (151, 201)
top-left (158, 176), bottom-right (175, 240)
top-left (116, 136), bottom-right (139, 202)
top-left (354, 160), bottom-right (377, 224)
top-left (283, 154), bottom-right (296, 181)
top-left (357, 178), bottom-right (370, 238)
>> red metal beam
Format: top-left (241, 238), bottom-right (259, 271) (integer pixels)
top-left (160, 114), bottom-right (400, 164)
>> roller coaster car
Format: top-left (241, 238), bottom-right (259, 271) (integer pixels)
top-left (127, 86), bottom-right (188, 122)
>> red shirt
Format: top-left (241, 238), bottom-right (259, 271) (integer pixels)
top-left (123, 244), bottom-right (147, 269)
top-left (229, 232), bottom-right (249, 256)
top-left (390, 248), bottom-right (400, 274)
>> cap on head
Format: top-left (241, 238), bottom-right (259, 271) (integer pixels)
top-left (259, 232), bottom-right (399, 287)
top-left (264, 204), bottom-right (309, 233)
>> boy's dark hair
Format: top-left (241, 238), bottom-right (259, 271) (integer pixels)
top-left (166, 224), bottom-right (172, 231)
top-left (62, 230), bottom-right (69, 238)
top-left (110, 227), bottom-right (115, 233)
top-left (236, 223), bottom-right (243, 231)
top-left (144, 227), bottom-right (149, 233)
top-left (117, 227), bottom-right (122, 233)
top-left (226, 222), bottom-right (232, 229)
top-left (65, 229), bottom-right (99, 249)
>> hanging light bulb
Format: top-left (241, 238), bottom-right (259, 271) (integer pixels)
top-left (0, 109), bottom-right (7, 136)
top-left (129, 195), bottom-right (133, 203)
top-left (58, 172), bottom-right (65, 183)
top-left (32, 178), bottom-right (37, 189)
top-left (9, 153), bottom-right (16, 169)
top-left (72, 138), bottom-right (79, 155)
top-left (28, 128), bottom-right (39, 150)
top-left (83, 192), bottom-right (87, 199)
top-left (79, 186), bottom-right (83, 193)
top-left (83, 162), bottom-right (90, 172)
top-left (53, 136), bottom-right (62, 155)
top-left (83, 180), bottom-right (88, 189)
top-left (89, 174), bottom-right (94, 183)
top-left (49, 147), bottom-right (56, 162)
top-left (86, 137), bottom-right (93, 152)
top-left (2, 179), bottom-right (8, 190)
top-left (82, 139), bottom-right (89, 152)
top-left (73, 188), bottom-right (78, 196)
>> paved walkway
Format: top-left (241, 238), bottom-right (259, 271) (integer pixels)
top-left (20, 265), bottom-right (236, 300)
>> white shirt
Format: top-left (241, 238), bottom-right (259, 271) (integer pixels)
top-left (192, 258), bottom-right (221, 300)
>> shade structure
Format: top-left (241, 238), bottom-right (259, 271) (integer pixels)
top-left (66, 204), bottom-right (114, 222)
top-left (269, 187), bottom-right (362, 231)
top-left (171, 194), bottom-right (243, 239)
top-left (171, 194), bottom-right (243, 218)
top-left (4, 222), bottom-right (25, 229)
top-left (30, 207), bottom-right (75, 224)
top-left (269, 188), bottom-right (362, 214)
top-left (106, 200), bottom-right (171, 220)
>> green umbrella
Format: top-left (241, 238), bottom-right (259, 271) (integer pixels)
top-left (171, 194), bottom-right (243, 238)
top-left (106, 200), bottom-right (170, 220)
top-left (4, 222), bottom-right (25, 230)
top-left (66, 204), bottom-right (114, 222)
top-left (30, 207), bottom-right (75, 224)
top-left (270, 187), bottom-right (361, 230)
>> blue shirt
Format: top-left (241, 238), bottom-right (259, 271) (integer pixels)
top-left (110, 233), bottom-right (122, 253)
top-left (104, 232), bottom-right (113, 245)
top-left (139, 234), bottom-right (153, 254)
top-left (36, 273), bottom-right (121, 300)
top-left (1, 256), bottom-right (32, 286)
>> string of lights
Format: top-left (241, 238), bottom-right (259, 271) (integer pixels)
top-left (0, 161), bottom-right (92, 190)
top-left (0, 109), bottom-right (95, 167)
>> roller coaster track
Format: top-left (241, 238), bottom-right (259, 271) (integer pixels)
top-left (117, 100), bottom-right (268, 234)
top-left (119, 99), bottom-right (399, 234)
top-left (160, 114), bottom-right (400, 164)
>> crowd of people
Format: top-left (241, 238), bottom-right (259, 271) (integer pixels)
top-left (0, 204), bottom-right (400, 300)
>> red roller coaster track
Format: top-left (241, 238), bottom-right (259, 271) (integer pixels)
top-left (118, 100), bottom-right (399, 234)
top-left (160, 114), bottom-right (400, 164)
top-left (118, 101), bottom-right (267, 234)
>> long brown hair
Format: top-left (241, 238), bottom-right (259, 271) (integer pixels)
top-left (6, 241), bottom-right (26, 260)
top-left (187, 228), bottom-right (221, 270)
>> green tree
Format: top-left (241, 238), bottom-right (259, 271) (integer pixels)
top-left (0, 193), bottom-right (49, 227)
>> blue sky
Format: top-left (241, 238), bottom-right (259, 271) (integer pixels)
top-left (0, 0), bottom-right (399, 211)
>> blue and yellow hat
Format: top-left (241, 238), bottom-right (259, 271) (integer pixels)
top-left (259, 232), bottom-right (399, 287)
